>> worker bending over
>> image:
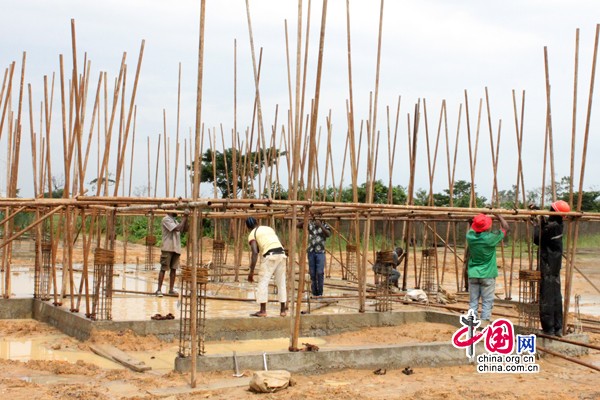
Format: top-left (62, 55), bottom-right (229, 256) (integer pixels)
top-left (372, 247), bottom-right (405, 288)
top-left (246, 216), bottom-right (287, 317)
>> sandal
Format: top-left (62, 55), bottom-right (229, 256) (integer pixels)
top-left (280, 312), bottom-right (287, 317)
top-left (250, 312), bottom-right (267, 317)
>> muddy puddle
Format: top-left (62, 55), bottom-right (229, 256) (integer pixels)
top-left (0, 335), bottom-right (123, 369)
top-left (6, 269), bottom-right (360, 319)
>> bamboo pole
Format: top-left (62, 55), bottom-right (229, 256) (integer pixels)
top-left (113, 40), bottom-right (145, 195)
top-left (189, 0), bottom-right (206, 388)
top-left (292, 0), bottom-right (328, 351)
top-left (543, 47), bottom-right (557, 202)
top-left (245, 0), bottom-right (272, 200)
top-left (174, 63), bottom-right (181, 197)
top-left (563, 29), bottom-right (579, 331)
top-left (0, 206), bottom-right (64, 254)
top-left (565, 24), bottom-right (599, 330)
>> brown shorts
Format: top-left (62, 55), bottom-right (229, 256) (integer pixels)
top-left (160, 251), bottom-right (180, 271)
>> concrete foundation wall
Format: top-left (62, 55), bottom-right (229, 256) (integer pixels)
top-left (0, 298), bottom-right (591, 375)
top-left (0, 298), bottom-right (33, 319)
top-left (33, 300), bottom-right (95, 341)
top-left (175, 333), bottom-right (590, 374)
top-left (175, 341), bottom-right (477, 374)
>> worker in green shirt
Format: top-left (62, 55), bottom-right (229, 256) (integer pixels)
top-left (466, 213), bottom-right (509, 322)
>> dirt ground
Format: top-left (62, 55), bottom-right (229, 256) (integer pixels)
top-left (2, 319), bottom-right (600, 399)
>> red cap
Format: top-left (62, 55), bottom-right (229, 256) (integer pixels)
top-left (472, 214), bottom-right (492, 233)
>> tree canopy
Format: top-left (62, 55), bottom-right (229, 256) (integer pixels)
top-left (188, 147), bottom-right (285, 199)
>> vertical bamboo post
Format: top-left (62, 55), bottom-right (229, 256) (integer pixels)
top-left (189, 0), bottom-right (206, 387)
top-left (292, 0), bottom-right (328, 350)
top-left (245, 0), bottom-right (272, 199)
top-left (563, 29), bottom-right (579, 330)
top-left (543, 47), bottom-right (557, 202)
top-left (174, 63), bottom-right (181, 197)
top-left (565, 24), bottom-right (598, 329)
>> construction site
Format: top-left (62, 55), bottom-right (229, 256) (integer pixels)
top-left (2, 1), bottom-right (600, 399)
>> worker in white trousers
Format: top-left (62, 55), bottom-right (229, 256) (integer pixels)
top-left (246, 216), bottom-right (287, 317)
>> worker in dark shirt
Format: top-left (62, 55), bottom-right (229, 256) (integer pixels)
top-left (297, 217), bottom-right (331, 297)
top-left (531, 200), bottom-right (570, 337)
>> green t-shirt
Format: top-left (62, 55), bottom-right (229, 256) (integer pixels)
top-left (466, 229), bottom-right (505, 279)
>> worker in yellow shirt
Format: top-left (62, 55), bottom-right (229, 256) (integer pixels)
top-left (246, 216), bottom-right (287, 317)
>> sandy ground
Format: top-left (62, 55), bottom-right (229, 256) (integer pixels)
top-left (2, 320), bottom-right (600, 399)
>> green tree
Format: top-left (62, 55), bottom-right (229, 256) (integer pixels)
top-left (433, 180), bottom-right (486, 208)
top-left (188, 147), bottom-right (284, 199)
top-left (559, 190), bottom-right (600, 211)
top-left (337, 180), bottom-right (407, 204)
top-left (414, 188), bottom-right (429, 206)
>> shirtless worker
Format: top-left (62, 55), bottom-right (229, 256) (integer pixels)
top-left (246, 216), bottom-right (287, 317)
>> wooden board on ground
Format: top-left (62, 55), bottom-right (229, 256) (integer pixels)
top-left (147, 377), bottom-right (251, 397)
top-left (89, 344), bottom-right (152, 372)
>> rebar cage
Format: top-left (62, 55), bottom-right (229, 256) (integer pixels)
top-left (518, 269), bottom-right (541, 334)
top-left (178, 265), bottom-right (209, 358)
top-left (40, 242), bottom-right (52, 301)
top-left (421, 248), bottom-right (437, 295)
top-left (211, 240), bottom-right (225, 282)
top-left (574, 294), bottom-right (583, 334)
top-left (374, 251), bottom-right (394, 312)
top-left (35, 216), bottom-right (52, 301)
top-left (91, 248), bottom-right (115, 321)
top-left (145, 236), bottom-right (157, 270)
top-left (344, 244), bottom-right (358, 282)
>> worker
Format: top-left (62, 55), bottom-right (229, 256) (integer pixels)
top-left (466, 212), bottom-right (509, 323)
top-left (156, 209), bottom-right (190, 297)
top-left (372, 247), bottom-right (405, 288)
top-left (531, 200), bottom-right (570, 337)
top-left (296, 215), bottom-right (331, 297)
top-left (246, 216), bottom-right (287, 317)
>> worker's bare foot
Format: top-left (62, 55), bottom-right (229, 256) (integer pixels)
top-left (280, 311), bottom-right (286, 317)
top-left (250, 312), bottom-right (267, 317)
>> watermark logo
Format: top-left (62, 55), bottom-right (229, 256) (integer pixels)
top-left (452, 310), bottom-right (539, 373)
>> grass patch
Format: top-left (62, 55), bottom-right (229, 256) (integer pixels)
top-left (574, 233), bottom-right (600, 248)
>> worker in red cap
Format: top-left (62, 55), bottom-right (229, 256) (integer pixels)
top-left (466, 212), bottom-right (509, 323)
top-left (530, 200), bottom-right (570, 337)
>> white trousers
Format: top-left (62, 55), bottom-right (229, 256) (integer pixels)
top-left (256, 253), bottom-right (287, 304)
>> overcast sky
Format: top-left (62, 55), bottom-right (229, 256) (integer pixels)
top-left (2, 1), bottom-right (600, 202)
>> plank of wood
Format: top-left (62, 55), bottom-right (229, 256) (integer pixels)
top-left (91, 344), bottom-right (151, 372)
top-left (147, 377), bottom-right (251, 397)
top-left (89, 344), bottom-right (117, 362)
